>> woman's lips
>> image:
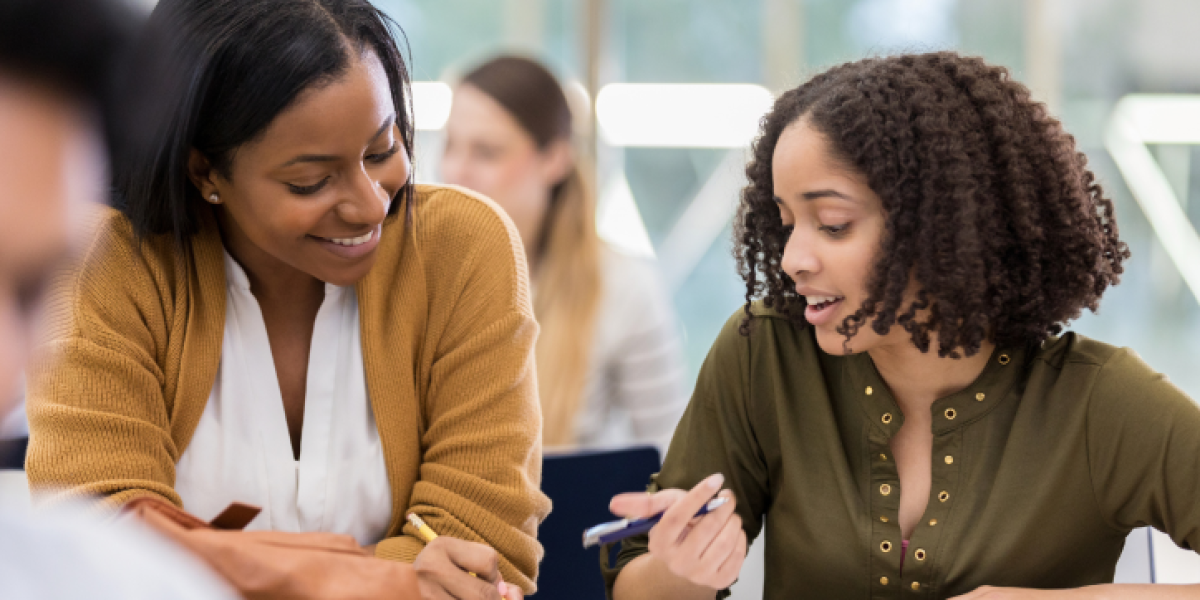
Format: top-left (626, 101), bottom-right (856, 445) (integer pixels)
top-left (804, 297), bottom-right (845, 326)
top-left (310, 225), bottom-right (381, 260)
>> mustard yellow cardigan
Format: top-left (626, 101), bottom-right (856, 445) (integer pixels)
top-left (25, 184), bottom-right (551, 592)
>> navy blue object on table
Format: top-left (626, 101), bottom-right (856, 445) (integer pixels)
top-left (0, 436), bottom-right (27, 470)
top-left (538, 445), bottom-right (660, 600)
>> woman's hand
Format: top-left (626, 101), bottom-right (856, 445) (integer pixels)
top-left (412, 536), bottom-right (521, 600)
top-left (608, 473), bottom-right (746, 591)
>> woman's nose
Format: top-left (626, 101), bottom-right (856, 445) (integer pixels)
top-left (780, 228), bottom-right (819, 279)
top-left (338, 167), bottom-right (389, 226)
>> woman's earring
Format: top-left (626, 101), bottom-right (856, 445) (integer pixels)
top-left (207, 192), bottom-right (220, 204)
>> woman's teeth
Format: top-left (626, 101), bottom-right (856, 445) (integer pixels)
top-left (806, 295), bottom-right (843, 306)
top-left (326, 230), bottom-right (374, 246)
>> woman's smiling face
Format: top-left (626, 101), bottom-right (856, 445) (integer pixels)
top-left (190, 48), bottom-right (410, 287)
top-left (772, 118), bottom-right (909, 356)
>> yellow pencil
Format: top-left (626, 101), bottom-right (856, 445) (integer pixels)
top-left (407, 513), bottom-right (440, 543)
top-left (407, 513), bottom-right (478, 578)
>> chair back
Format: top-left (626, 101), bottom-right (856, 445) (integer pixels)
top-left (538, 445), bottom-right (660, 600)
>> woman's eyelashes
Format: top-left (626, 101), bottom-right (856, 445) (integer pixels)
top-left (819, 222), bottom-right (850, 236)
top-left (287, 177), bottom-right (330, 196)
top-left (366, 142), bottom-right (399, 164)
top-left (779, 222), bottom-right (851, 237)
top-left (286, 143), bottom-right (401, 195)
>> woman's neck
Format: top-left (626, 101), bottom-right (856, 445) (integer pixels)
top-left (867, 338), bottom-right (996, 416)
top-left (218, 214), bottom-right (325, 311)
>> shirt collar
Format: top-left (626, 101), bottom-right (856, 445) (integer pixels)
top-left (842, 343), bottom-right (1029, 436)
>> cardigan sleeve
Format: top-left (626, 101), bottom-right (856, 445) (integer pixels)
top-left (1087, 347), bottom-right (1200, 554)
top-left (374, 190), bottom-right (551, 594)
top-left (24, 211), bottom-right (184, 510)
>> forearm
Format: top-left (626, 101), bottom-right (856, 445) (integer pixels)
top-left (957, 583), bottom-right (1200, 599)
top-left (1082, 584), bottom-right (1200, 599)
top-left (612, 554), bottom-right (719, 600)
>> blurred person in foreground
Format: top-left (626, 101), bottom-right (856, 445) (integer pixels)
top-left (0, 0), bottom-right (237, 598)
top-left (442, 56), bottom-right (688, 451)
top-left (22, 1), bottom-right (547, 598)
top-left (604, 52), bottom-right (1200, 599)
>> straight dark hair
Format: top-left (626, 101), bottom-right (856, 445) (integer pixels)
top-left (112, 0), bottom-right (415, 244)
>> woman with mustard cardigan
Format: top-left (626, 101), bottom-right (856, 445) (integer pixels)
top-left (24, 1), bottom-right (548, 599)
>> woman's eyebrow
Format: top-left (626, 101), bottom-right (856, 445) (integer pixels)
top-left (800, 189), bottom-right (857, 203)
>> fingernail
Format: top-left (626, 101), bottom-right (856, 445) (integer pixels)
top-left (498, 582), bottom-right (508, 596)
top-left (706, 473), bottom-right (725, 490)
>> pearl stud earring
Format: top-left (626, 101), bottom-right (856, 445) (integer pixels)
top-left (208, 193), bottom-right (220, 204)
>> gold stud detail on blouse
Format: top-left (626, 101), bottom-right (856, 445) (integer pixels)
top-left (880, 453), bottom-right (888, 461)
top-left (976, 392), bottom-right (986, 401)
top-left (998, 354), bottom-right (1011, 365)
top-left (882, 413), bottom-right (894, 424)
top-left (880, 484), bottom-right (892, 496)
top-left (881, 540), bottom-right (893, 552)
top-left (912, 582), bottom-right (922, 591)
top-left (929, 518), bottom-right (938, 526)
top-left (866, 386), bottom-right (874, 395)
top-left (944, 455), bottom-right (954, 465)
top-left (938, 490), bottom-right (950, 502)
top-left (915, 549), bottom-right (927, 561)
top-left (880, 516), bottom-right (889, 523)
top-left (944, 408), bottom-right (957, 420)
top-left (880, 577), bottom-right (889, 586)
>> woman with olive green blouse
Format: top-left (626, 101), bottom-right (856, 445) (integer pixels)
top-left (603, 52), bottom-right (1200, 600)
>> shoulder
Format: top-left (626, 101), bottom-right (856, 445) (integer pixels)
top-left (704, 301), bottom-right (819, 377)
top-left (597, 245), bottom-right (668, 314)
top-left (41, 205), bottom-right (182, 340)
top-left (1041, 332), bottom-right (1198, 420)
top-left (409, 184), bottom-right (523, 258)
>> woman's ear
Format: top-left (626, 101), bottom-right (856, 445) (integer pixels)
top-left (539, 139), bottom-right (574, 187)
top-left (187, 149), bottom-right (220, 201)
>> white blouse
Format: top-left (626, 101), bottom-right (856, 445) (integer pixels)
top-left (573, 246), bottom-right (689, 451)
top-left (175, 252), bottom-right (392, 546)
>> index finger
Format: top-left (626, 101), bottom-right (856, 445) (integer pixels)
top-left (609, 488), bottom-right (689, 519)
top-left (654, 473), bottom-right (724, 542)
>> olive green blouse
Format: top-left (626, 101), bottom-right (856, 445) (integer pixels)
top-left (603, 304), bottom-right (1200, 599)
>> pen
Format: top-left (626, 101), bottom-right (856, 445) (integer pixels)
top-left (407, 513), bottom-right (479, 579)
top-left (582, 497), bottom-right (730, 548)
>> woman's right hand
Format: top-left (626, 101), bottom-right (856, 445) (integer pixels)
top-left (608, 473), bottom-right (747, 591)
top-left (412, 536), bottom-right (520, 600)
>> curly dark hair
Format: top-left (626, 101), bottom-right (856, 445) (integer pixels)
top-left (734, 51), bottom-right (1130, 357)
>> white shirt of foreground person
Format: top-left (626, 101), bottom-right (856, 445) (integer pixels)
top-left (0, 505), bottom-right (238, 599)
top-left (175, 251), bottom-right (392, 545)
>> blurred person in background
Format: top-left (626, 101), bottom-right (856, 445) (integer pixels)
top-left (0, 0), bottom-right (237, 597)
top-left (604, 52), bottom-right (1200, 599)
top-left (23, 1), bottom-right (548, 598)
top-left (442, 56), bottom-right (688, 451)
